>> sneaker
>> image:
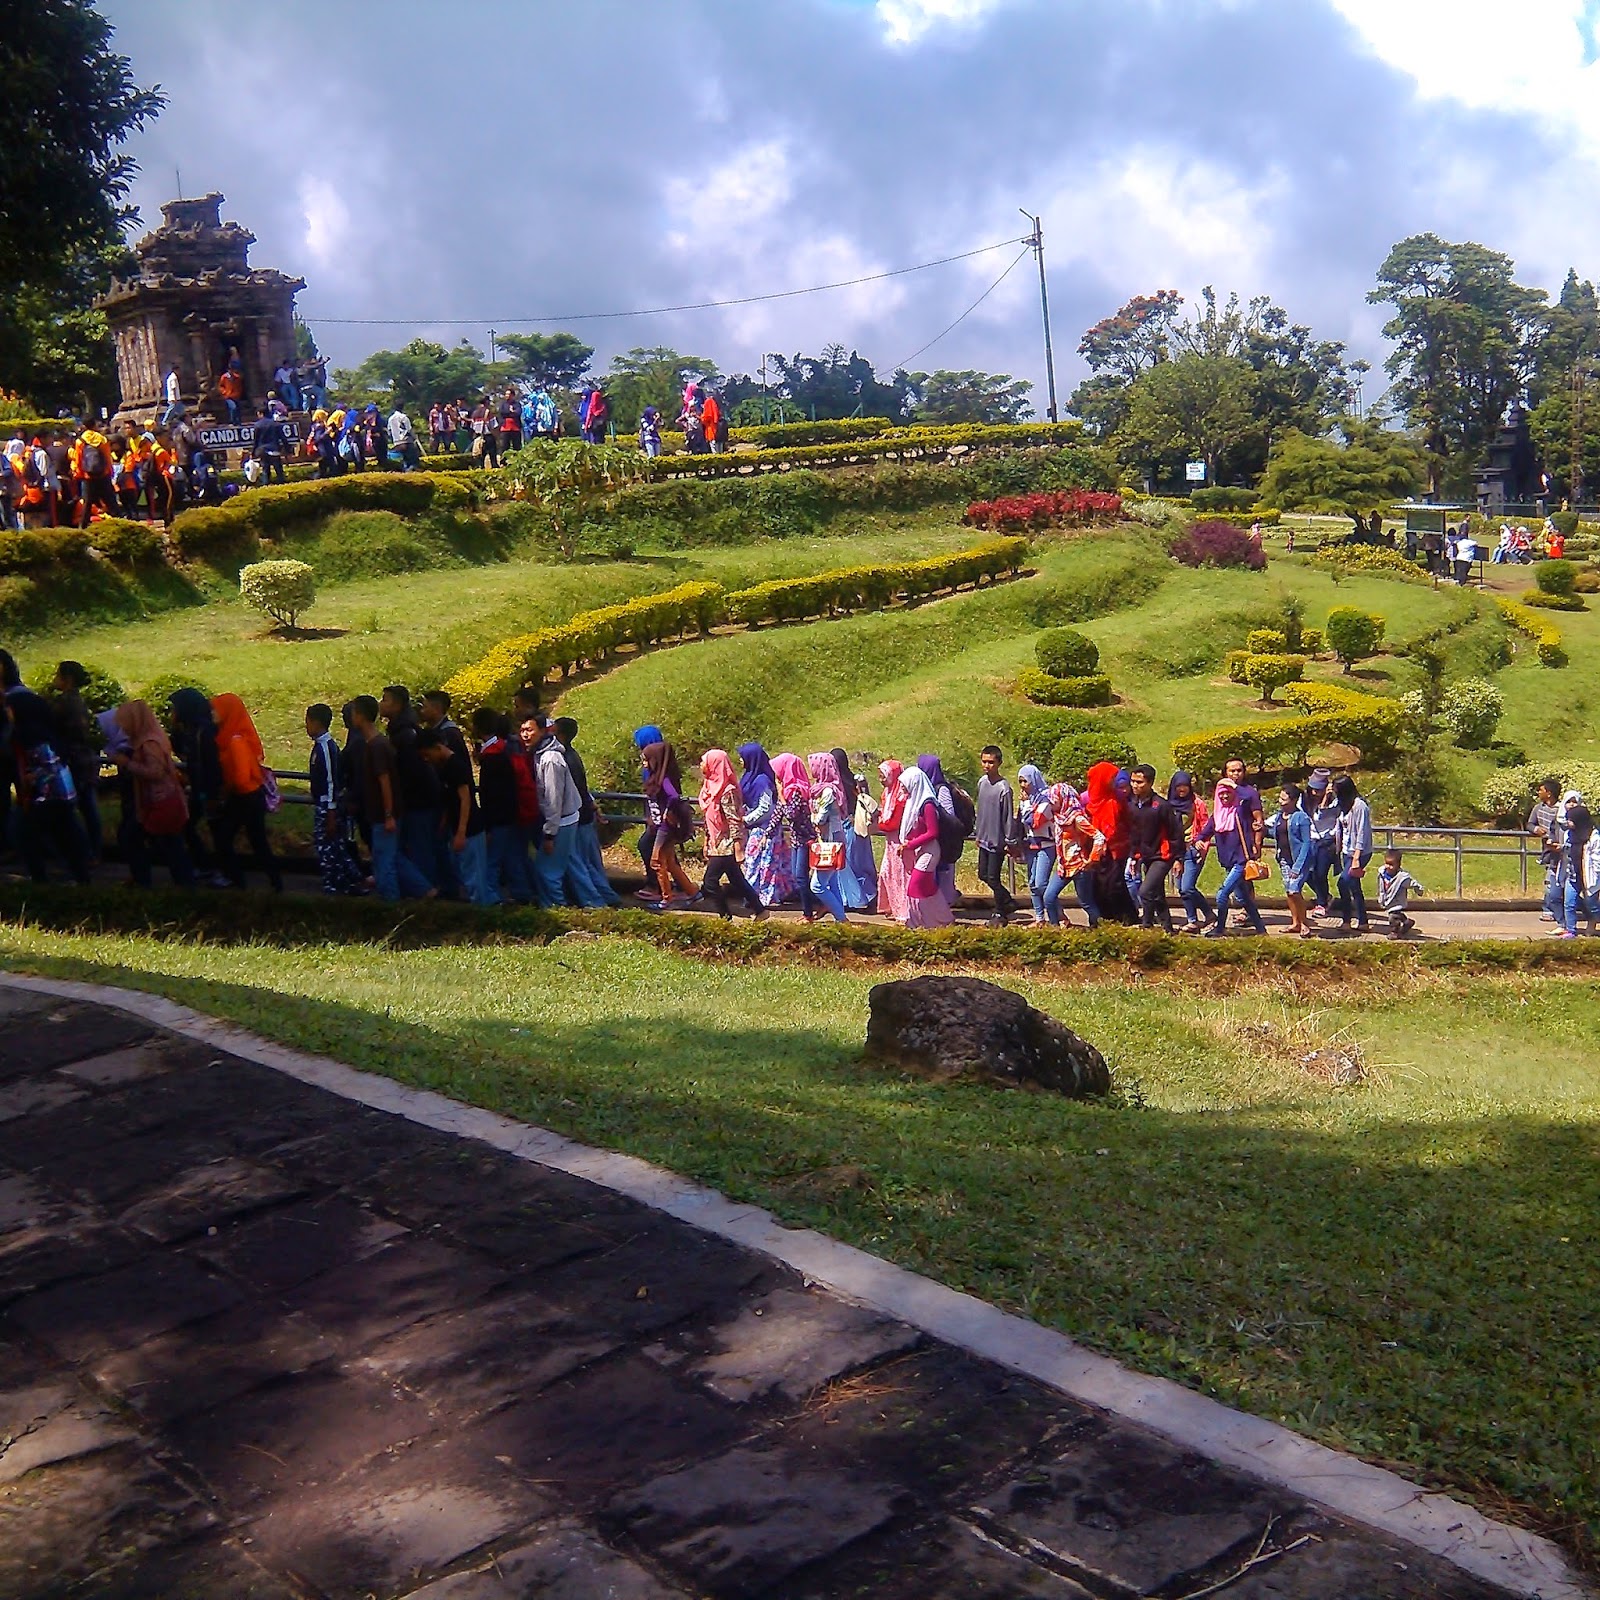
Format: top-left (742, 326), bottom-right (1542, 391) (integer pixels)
top-left (1202, 927), bottom-right (1227, 939)
top-left (1180, 920), bottom-right (1201, 934)
top-left (752, 907), bottom-right (771, 922)
top-left (1555, 928), bottom-right (1577, 939)
top-left (1539, 911), bottom-right (1557, 922)
top-left (987, 914), bottom-right (1008, 929)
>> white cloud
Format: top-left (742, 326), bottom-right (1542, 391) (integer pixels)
top-left (876, 0), bottom-right (1010, 44)
top-left (299, 177), bottom-right (352, 270)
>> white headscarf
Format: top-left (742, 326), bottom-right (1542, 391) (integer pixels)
top-left (898, 766), bottom-right (935, 844)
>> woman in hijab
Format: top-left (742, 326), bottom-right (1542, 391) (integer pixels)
top-left (874, 759), bottom-right (910, 922)
top-left (697, 749), bottom-right (766, 918)
top-left (111, 699), bottom-right (195, 888)
top-left (1168, 770), bottom-right (1212, 932)
top-left (210, 693), bottom-right (283, 892)
top-left (1193, 776), bottom-right (1266, 936)
top-left (1050, 784), bottom-right (1106, 928)
top-left (167, 686), bottom-right (225, 881)
top-left (899, 765), bottom-right (953, 929)
top-left (831, 745), bottom-right (878, 905)
top-left (773, 753), bottom-right (819, 919)
top-left (641, 739), bottom-right (699, 906)
top-left (631, 724), bottom-right (666, 893)
top-left (1564, 801), bottom-right (1598, 937)
top-left (915, 754), bottom-right (962, 904)
top-left (1084, 761), bottom-right (1135, 923)
top-left (737, 742), bottom-right (791, 907)
top-left (1016, 764), bottom-right (1053, 925)
top-left (1273, 782), bottom-right (1315, 937)
top-left (1333, 774), bottom-right (1372, 934)
top-left (804, 751), bottom-right (853, 921)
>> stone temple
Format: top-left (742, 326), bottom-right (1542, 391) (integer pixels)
top-left (99, 194), bottom-right (304, 427)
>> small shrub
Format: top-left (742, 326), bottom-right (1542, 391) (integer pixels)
top-left (1301, 626), bottom-right (1324, 653)
top-left (1169, 519), bottom-right (1265, 571)
top-left (1573, 568), bottom-right (1600, 593)
top-left (1225, 648), bottom-right (1252, 683)
top-left (1536, 559), bottom-right (1579, 597)
top-left (1324, 606), bottom-right (1385, 673)
top-left (240, 559), bottom-right (316, 630)
top-left (1034, 627), bottom-right (1100, 678)
top-left (1439, 679), bottom-right (1503, 749)
top-left (1048, 731), bottom-right (1138, 785)
top-left (1242, 652), bottom-right (1308, 704)
top-left (1188, 485), bottom-right (1256, 512)
top-left (1522, 590), bottom-right (1586, 611)
top-left (1008, 708), bottom-right (1094, 767)
top-left (142, 672), bottom-right (213, 712)
top-left (76, 667), bottom-right (126, 714)
top-left (1246, 628), bottom-right (1288, 655)
top-left (1549, 510), bottom-right (1581, 537)
top-left (1016, 668), bottom-right (1114, 707)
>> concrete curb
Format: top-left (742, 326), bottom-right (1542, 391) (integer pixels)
top-left (1, 971), bottom-right (1587, 1600)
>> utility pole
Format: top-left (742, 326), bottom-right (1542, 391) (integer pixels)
top-left (1021, 210), bottom-right (1059, 423)
top-left (489, 328), bottom-right (497, 366)
top-left (760, 352), bottom-right (769, 425)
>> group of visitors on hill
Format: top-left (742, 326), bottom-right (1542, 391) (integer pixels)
top-left (1, 650), bottom-right (1441, 939)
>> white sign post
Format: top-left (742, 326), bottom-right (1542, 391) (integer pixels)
top-left (1185, 461), bottom-right (1207, 483)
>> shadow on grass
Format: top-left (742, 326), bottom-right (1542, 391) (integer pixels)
top-left (4, 949), bottom-right (1597, 1568)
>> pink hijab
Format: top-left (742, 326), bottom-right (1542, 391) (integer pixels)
top-left (773, 752), bottom-right (811, 805)
top-left (1211, 778), bottom-right (1241, 834)
top-left (698, 748), bottom-right (740, 845)
top-left (807, 751), bottom-right (843, 812)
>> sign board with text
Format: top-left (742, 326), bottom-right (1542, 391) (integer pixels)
top-left (1184, 461), bottom-right (1206, 482)
top-left (196, 420), bottom-right (302, 451)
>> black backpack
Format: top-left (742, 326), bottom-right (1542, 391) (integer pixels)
top-left (81, 441), bottom-right (107, 476)
top-left (937, 786), bottom-right (975, 859)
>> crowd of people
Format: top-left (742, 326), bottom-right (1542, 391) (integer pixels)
top-left (1527, 777), bottom-right (1600, 939)
top-left (0, 648), bottom-right (1442, 939)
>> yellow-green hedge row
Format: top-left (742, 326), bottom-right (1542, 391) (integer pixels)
top-left (1497, 597), bottom-right (1568, 667)
top-left (1170, 681), bottom-right (1403, 777)
top-left (1015, 667), bottom-right (1114, 707)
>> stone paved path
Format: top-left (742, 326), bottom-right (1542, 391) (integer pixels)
top-left (0, 986), bottom-right (1533, 1599)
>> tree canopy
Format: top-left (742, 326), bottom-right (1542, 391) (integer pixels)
top-left (768, 345), bottom-right (913, 422)
top-left (0, 0), bottom-right (163, 410)
top-left (497, 332), bottom-right (595, 392)
top-left (1255, 420), bottom-right (1425, 514)
top-left (906, 369), bottom-right (1033, 425)
top-left (332, 338), bottom-right (509, 410)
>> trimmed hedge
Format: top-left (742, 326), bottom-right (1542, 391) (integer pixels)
top-left (1521, 591), bottom-right (1586, 611)
top-left (0, 526), bottom-right (92, 573)
top-left (168, 472), bottom-right (476, 556)
top-left (1309, 544), bottom-right (1429, 582)
top-left (1170, 682), bottom-right (1402, 777)
top-left (1246, 628), bottom-right (1287, 654)
top-left (1016, 668), bottom-right (1114, 707)
top-left (1242, 653), bottom-right (1307, 702)
top-left (1497, 598), bottom-right (1567, 668)
top-left (1225, 649), bottom-right (1251, 684)
top-left (444, 581), bottom-right (726, 713)
top-left (1035, 627), bottom-right (1099, 678)
top-left (8, 879), bottom-right (1599, 973)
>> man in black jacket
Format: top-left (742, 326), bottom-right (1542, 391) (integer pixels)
top-left (250, 407), bottom-right (287, 484)
top-left (380, 685), bottom-right (445, 892)
top-left (1127, 764), bottom-right (1184, 933)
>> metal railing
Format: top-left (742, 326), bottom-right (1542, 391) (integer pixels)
top-left (264, 771), bottom-right (651, 828)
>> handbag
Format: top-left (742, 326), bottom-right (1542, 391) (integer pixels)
top-left (853, 794), bottom-right (875, 835)
top-left (809, 839), bottom-right (845, 872)
top-left (261, 767), bottom-right (282, 813)
top-left (1243, 858), bottom-right (1271, 882)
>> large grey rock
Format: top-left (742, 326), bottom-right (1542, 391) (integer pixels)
top-left (864, 976), bottom-right (1110, 1097)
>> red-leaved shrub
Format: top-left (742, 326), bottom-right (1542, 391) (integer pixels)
top-left (963, 489), bottom-right (1122, 532)
top-left (1169, 519), bottom-right (1266, 571)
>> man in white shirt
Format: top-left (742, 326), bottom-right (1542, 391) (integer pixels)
top-left (387, 406), bottom-right (421, 471)
top-left (159, 367), bottom-right (183, 429)
top-left (530, 713), bottom-right (582, 907)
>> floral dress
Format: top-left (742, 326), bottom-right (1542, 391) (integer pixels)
top-left (741, 782), bottom-right (792, 906)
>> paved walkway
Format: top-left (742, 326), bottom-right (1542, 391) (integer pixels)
top-left (0, 982), bottom-right (1581, 1599)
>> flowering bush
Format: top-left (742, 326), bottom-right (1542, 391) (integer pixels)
top-left (1168, 519), bottom-right (1265, 571)
top-left (1440, 678), bottom-right (1504, 749)
top-left (963, 489), bottom-right (1122, 533)
top-left (240, 559), bottom-right (316, 630)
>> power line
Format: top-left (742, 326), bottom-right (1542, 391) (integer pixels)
top-left (302, 235), bottom-right (1031, 327)
top-left (889, 247), bottom-right (1031, 372)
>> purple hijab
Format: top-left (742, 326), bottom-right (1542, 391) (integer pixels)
top-left (916, 754), bottom-right (950, 793)
top-left (738, 741), bottom-right (777, 808)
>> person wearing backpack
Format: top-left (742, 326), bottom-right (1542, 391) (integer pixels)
top-left (473, 707), bottom-right (533, 905)
top-left (1, 650), bottom-right (91, 884)
top-left (917, 754), bottom-right (969, 906)
top-left (74, 425), bottom-right (117, 526)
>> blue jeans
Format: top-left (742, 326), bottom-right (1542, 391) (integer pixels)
top-left (1026, 847), bottom-right (1053, 917)
top-left (1308, 837), bottom-right (1336, 911)
top-left (1543, 860), bottom-right (1565, 919)
top-left (455, 832), bottom-right (497, 906)
top-left (371, 825), bottom-right (434, 901)
top-left (1178, 851), bottom-right (1211, 926)
top-left (1072, 868), bottom-right (1101, 927)
top-left (1561, 876), bottom-right (1596, 933)
top-left (566, 820), bottom-right (620, 907)
top-left (1215, 862), bottom-right (1267, 933)
top-left (1337, 853), bottom-right (1372, 926)
top-left (808, 868), bottom-right (848, 922)
top-left (532, 823), bottom-right (578, 907)
top-left (400, 811), bottom-right (440, 890)
top-left (486, 824), bottom-right (533, 904)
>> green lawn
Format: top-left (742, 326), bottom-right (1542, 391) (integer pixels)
top-left (2, 924), bottom-right (1593, 1565)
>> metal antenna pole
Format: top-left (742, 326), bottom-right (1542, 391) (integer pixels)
top-left (1021, 210), bottom-right (1058, 423)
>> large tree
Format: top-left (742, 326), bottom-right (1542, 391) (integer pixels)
top-left (0, 0), bottom-right (163, 411)
top-left (333, 338), bottom-right (505, 410)
top-left (1115, 352), bottom-right (1258, 488)
top-left (1255, 419), bottom-right (1426, 514)
top-left (906, 369), bottom-right (1033, 425)
top-left (496, 331), bottom-right (594, 391)
top-left (1527, 269), bottom-right (1599, 411)
top-left (769, 345), bottom-right (913, 422)
top-left (603, 347), bottom-right (721, 431)
top-left (1368, 234), bottom-right (1547, 496)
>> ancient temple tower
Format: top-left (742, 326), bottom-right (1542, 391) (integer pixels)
top-left (99, 194), bottom-right (305, 425)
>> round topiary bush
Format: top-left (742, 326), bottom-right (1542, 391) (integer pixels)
top-left (1536, 559), bottom-right (1579, 597)
top-left (75, 666), bottom-right (127, 715)
top-left (1324, 606), bottom-right (1385, 672)
top-left (1242, 653), bottom-right (1307, 704)
top-left (1034, 627), bottom-right (1100, 678)
top-left (1047, 732), bottom-right (1138, 785)
top-left (1016, 667), bottom-right (1113, 707)
top-left (1009, 708), bottom-right (1094, 767)
top-left (240, 558), bottom-right (316, 630)
top-left (1439, 678), bottom-right (1504, 749)
top-left (1246, 628), bottom-right (1288, 655)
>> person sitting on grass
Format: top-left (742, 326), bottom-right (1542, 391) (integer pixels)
top-left (1377, 848), bottom-right (1424, 939)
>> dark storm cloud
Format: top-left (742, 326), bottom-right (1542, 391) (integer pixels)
top-left (99, 0), bottom-right (1592, 404)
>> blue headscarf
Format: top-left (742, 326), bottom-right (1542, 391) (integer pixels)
top-left (1167, 769), bottom-right (1196, 822)
top-left (633, 724), bottom-right (663, 750)
top-left (1018, 763), bottom-right (1046, 799)
top-left (738, 741), bottom-right (777, 807)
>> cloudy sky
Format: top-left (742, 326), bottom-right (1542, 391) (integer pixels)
top-left (101, 0), bottom-right (1600, 409)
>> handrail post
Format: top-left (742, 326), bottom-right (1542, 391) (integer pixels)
top-left (1455, 830), bottom-right (1463, 897)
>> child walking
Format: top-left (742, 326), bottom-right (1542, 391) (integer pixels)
top-left (306, 703), bottom-right (365, 895)
top-left (1376, 848), bottom-right (1423, 938)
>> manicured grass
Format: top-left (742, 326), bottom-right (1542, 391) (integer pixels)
top-left (2, 923), bottom-right (1594, 1566)
top-left (9, 517), bottom-right (984, 766)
